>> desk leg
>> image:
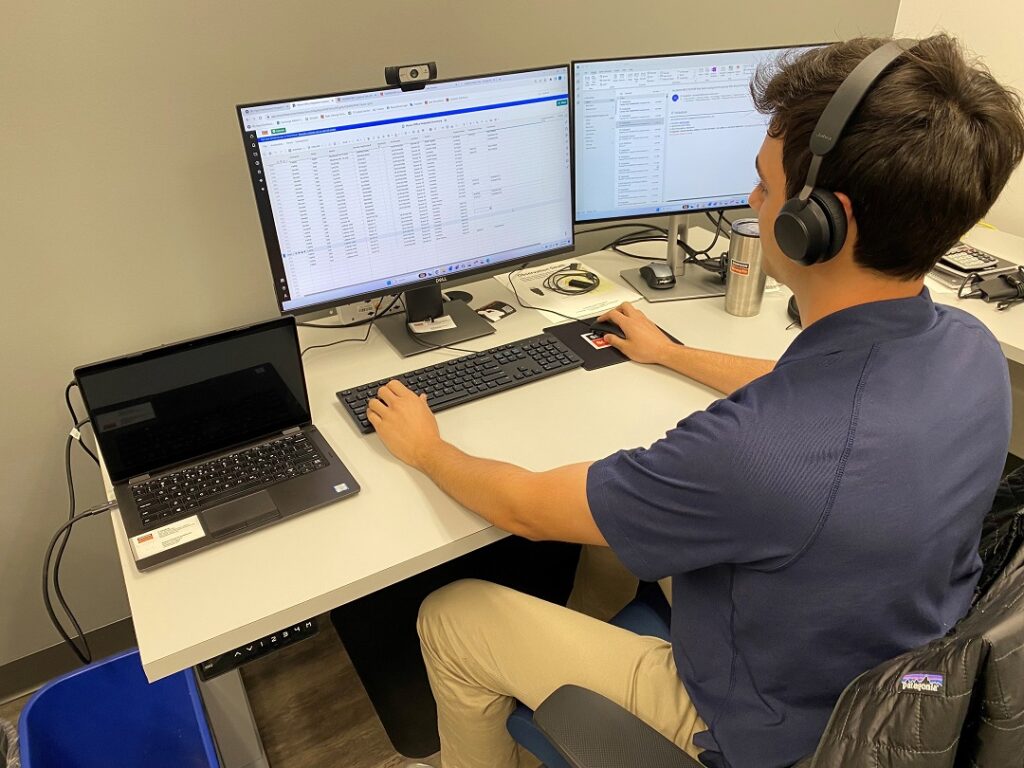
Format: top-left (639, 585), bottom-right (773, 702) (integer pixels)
top-left (195, 668), bottom-right (270, 768)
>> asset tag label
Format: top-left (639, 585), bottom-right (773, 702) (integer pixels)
top-left (130, 515), bottom-right (206, 560)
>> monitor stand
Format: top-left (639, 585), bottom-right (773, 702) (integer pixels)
top-left (620, 214), bottom-right (726, 302)
top-left (375, 285), bottom-right (495, 357)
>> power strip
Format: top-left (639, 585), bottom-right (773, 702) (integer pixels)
top-left (332, 295), bottom-right (405, 325)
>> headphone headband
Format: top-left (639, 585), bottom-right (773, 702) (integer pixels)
top-left (776, 38), bottom-right (918, 265)
top-left (799, 38), bottom-right (916, 199)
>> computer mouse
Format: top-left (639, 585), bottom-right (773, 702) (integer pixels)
top-left (588, 319), bottom-right (626, 339)
top-left (639, 261), bottom-right (676, 290)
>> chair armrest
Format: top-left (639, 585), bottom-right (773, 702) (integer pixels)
top-left (533, 685), bottom-right (703, 768)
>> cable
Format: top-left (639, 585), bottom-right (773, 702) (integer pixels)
top-left (685, 211), bottom-right (727, 259)
top-left (45, 417), bottom-right (111, 666)
top-left (43, 500), bottom-right (117, 665)
top-left (64, 381), bottom-right (79, 424)
top-left (997, 270), bottom-right (1024, 311)
top-left (64, 382), bottom-right (99, 464)
top-left (401, 325), bottom-right (478, 355)
top-left (299, 295), bottom-right (400, 356)
top-left (542, 263), bottom-right (600, 295)
top-left (298, 295), bottom-right (404, 328)
top-left (505, 263), bottom-right (608, 329)
top-left (576, 223), bottom-right (668, 237)
top-left (706, 210), bottom-right (734, 233)
top-left (54, 423), bottom-right (90, 660)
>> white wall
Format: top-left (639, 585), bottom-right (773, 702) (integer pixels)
top-left (0, 1), bottom-right (900, 674)
top-left (895, 1), bottom-right (1024, 236)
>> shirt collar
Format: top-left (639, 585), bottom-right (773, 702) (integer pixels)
top-left (777, 287), bottom-right (939, 366)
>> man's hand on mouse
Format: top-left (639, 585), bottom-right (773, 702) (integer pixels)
top-left (367, 380), bottom-right (443, 469)
top-left (597, 303), bottom-right (675, 365)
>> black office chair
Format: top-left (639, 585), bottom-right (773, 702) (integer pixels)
top-left (518, 465), bottom-right (1024, 768)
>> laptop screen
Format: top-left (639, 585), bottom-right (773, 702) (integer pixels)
top-left (75, 317), bottom-right (311, 483)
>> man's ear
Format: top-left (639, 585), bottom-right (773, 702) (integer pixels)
top-left (834, 192), bottom-right (855, 226)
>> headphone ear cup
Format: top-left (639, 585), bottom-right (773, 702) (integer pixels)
top-left (775, 195), bottom-right (832, 265)
top-left (808, 189), bottom-right (848, 262)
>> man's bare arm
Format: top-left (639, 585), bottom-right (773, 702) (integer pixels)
top-left (597, 303), bottom-right (774, 394)
top-left (367, 381), bottom-right (607, 545)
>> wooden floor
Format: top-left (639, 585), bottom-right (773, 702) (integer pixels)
top-left (0, 623), bottom-right (437, 768)
top-left (241, 620), bottom-right (437, 768)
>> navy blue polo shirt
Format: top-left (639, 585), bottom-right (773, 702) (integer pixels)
top-left (587, 290), bottom-right (1010, 768)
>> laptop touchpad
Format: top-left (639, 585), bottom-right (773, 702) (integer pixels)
top-left (202, 491), bottom-right (280, 539)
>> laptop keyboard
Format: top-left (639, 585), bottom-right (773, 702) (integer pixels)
top-left (130, 433), bottom-right (326, 528)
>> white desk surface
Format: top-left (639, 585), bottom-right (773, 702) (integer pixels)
top-left (109, 227), bottom-right (1022, 682)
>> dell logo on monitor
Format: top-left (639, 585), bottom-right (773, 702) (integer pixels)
top-left (435, 276), bottom-right (448, 283)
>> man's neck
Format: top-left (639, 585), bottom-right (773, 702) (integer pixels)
top-left (793, 270), bottom-right (925, 328)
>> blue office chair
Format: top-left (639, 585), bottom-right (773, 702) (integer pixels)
top-left (506, 584), bottom-right (680, 768)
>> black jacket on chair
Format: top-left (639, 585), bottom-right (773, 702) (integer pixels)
top-left (795, 467), bottom-right (1024, 767)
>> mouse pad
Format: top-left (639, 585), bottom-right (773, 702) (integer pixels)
top-left (544, 320), bottom-right (628, 370)
top-left (543, 319), bottom-right (682, 371)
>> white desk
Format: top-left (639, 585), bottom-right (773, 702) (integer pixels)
top-left (108, 245), bottom-right (802, 685)
top-left (109, 224), bottom-right (1024, 682)
top-left (103, 226), bottom-right (1022, 764)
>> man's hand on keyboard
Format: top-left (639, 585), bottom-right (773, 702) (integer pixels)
top-left (367, 380), bottom-right (443, 469)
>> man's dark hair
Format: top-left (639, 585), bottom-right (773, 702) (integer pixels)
top-left (752, 35), bottom-right (1024, 279)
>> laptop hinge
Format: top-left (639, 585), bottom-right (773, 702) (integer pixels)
top-left (128, 474), bottom-right (151, 485)
top-left (282, 426), bottom-right (301, 436)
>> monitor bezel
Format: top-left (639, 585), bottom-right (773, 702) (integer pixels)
top-left (237, 64), bottom-right (576, 319)
top-left (570, 42), bottom-right (829, 225)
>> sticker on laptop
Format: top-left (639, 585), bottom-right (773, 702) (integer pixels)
top-left (898, 672), bottom-right (945, 696)
top-left (129, 515), bottom-right (206, 560)
top-left (581, 331), bottom-right (612, 350)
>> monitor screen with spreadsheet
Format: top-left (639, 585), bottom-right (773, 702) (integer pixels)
top-left (238, 66), bottom-right (573, 317)
top-left (572, 44), bottom-right (821, 223)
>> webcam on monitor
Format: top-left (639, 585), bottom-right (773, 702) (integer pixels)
top-left (384, 62), bottom-right (438, 91)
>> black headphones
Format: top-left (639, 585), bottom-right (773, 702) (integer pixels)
top-left (775, 39), bottom-right (917, 266)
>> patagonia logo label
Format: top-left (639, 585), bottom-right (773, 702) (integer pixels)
top-left (899, 672), bottom-right (945, 695)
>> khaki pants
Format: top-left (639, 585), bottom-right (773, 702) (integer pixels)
top-left (417, 578), bottom-right (706, 768)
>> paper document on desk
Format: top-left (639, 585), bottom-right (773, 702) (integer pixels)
top-left (494, 259), bottom-right (640, 322)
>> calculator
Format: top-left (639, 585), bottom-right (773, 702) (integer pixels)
top-left (939, 242), bottom-right (1000, 272)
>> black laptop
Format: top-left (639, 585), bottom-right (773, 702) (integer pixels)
top-left (75, 316), bottom-right (359, 571)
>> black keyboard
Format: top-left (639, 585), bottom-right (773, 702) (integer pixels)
top-left (130, 433), bottom-right (326, 528)
top-left (337, 332), bottom-right (584, 433)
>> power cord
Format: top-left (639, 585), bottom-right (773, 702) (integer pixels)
top-left (402, 324), bottom-right (478, 355)
top-left (44, 386), bottom-right (112, 665)
top-left (64, 382), bottom-right (99, 465)
top-left (542, 262), bottom-right (600, 295)
top-left (300, 295), bottom-right (400, 356)
top-left (297, 295), bottom-right (404, 328)
top-left (998, 270), bottom-right (1024, 311)
top-left (505, 263), bottom-right (610, 331)
top-left (43, 499), bottom-right (117, 665)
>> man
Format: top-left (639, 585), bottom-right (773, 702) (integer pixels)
top-left (367, 36), bottom-right (1024, 768)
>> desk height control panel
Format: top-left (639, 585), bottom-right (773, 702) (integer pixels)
top-left (196, 617), bottom-right (319, 680)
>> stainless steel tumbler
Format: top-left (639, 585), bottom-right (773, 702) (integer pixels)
top-left (724, 218), bottom-right (766, 317)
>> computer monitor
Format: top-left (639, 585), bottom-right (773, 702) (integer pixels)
top-left (238, 66), bottom-right (573, 355)
top-left (572, 44), bottom-right (822, 223)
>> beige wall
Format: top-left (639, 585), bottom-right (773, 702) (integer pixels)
top-left (0, 1), bottom-right (899, 671)
top-left (894, 1), bottom-right (1024, 237)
